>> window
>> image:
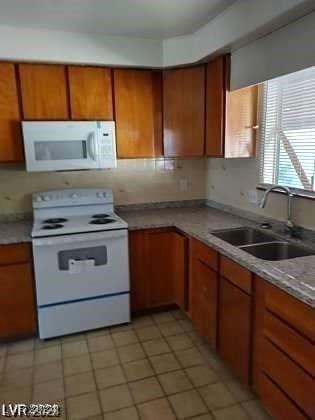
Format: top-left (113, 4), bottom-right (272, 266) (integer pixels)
top-left (260, 66), bottom-right (315, 193)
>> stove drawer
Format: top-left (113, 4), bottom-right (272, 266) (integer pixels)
top-left (38, 291), bottom-right (130, 338)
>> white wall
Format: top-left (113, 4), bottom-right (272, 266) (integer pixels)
top-left (231, 11), bottom-right (315, 90)
top-left (162, 0), bottom-right (312, 66)
top-left (206, 158), bottom-right (315, 230)
top-left (0, 0), bottom-right (311, 68)
top-left (0, 25), bottom-right (162, 67)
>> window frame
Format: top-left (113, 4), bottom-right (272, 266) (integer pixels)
top-left (257, 75), bottom-right (315, 200)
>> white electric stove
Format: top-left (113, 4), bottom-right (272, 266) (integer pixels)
top-left (31, 188), bottom-right (130, 339)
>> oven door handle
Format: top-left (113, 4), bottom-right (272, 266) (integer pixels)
top-left (33, 230), bottom-right (127, 246)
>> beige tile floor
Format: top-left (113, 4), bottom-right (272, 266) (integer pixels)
top-left (0, 310), bottom-right (271, 420)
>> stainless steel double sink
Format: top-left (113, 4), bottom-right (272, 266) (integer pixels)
top-left (211, 227), bottom-right (315, 261)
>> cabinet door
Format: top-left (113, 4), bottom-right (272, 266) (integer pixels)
top-left (19, 64), bottom-right (69, 119)
top-left (147, 230), bottom-right (176, 308)
top-left (225, 85), bottom-right (258, 158)
top-left (191, 259), bottom-right (218, 348)
top-left (0, 263), bottom-right (37, 339)
top-left (129, 230), bottom-right (149, 313)
top-left (68, 66), bottom-right (113, 120)
top-left (114, 69), bottom-right (162, 158)
top-left (171, 232), bottom-right (187, 311)
top-left (219, 277), bottom-right (251, 383)
top-left (205, 56), bottom-right (227, 157)
top-left (163, 66), bottom-right (205, 157)
top-left (0, 63), bottom-right (23, 162)
top-left (252, 275), bottom-right (265, 394)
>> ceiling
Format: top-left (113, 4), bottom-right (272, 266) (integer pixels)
top-left (0, 0), bottom-right (236, 39)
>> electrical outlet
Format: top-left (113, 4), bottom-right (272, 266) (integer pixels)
top-left (248, 189), bottom-right (258, 204)
top-left (180, 178), bottom-right (188, 192)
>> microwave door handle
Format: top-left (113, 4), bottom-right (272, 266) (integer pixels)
top-left (87, 132), bottom-right (97, 160)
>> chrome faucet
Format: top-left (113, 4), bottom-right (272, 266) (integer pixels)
top-left (259, 185), bottom-right (295, 233)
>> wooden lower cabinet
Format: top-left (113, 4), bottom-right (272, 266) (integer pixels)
top-left (130, 230), bottom-right (315, 419)
top-left (129, 229), bottom-right (187, 314)
top-left (219, 276), bottom-right (252, 384)
top-left (191, 258), bottom-right (218, 347)
top-left (259, 373), bottom-right (307, 420)
top-left (253, 276), bottom-right (315, 419)
top-left (0, 244), bottom-right (37, 340)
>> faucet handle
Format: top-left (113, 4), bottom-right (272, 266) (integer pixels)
top-left (285, 225), bottom-right (304, 239)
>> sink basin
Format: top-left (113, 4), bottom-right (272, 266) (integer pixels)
top-left (211, 227), bottom-right (277, 246)
top-left (240, 241), bottom-right (315, 261)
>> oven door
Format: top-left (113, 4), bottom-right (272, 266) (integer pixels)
top-left (32, 230), bottom-right (129, 306)
top-left (22, 121), bottom-right (101, 172)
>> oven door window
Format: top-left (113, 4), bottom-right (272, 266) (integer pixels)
top-left (58, 246), bottom-right (107, 271)
top-left (34, 140), bottom-right (88, 161)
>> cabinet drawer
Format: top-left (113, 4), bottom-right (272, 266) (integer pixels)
top-left (0, 243), bottom-right (31, 266)
top-left (262, 339), bottom-right (314, 418)
top-left (264, 311), bottom-right (314, 376)
top-left (260, 373), bottom-right (307, 420)
top-left (220, 256), bottom-right (252, 294)
top-left (265, 284), bottom-right (314, 341)
top-left (191, 239), bottom-right (218, 271)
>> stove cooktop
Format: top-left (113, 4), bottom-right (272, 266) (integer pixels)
top-left (32, 213), bottom-right (128, 238)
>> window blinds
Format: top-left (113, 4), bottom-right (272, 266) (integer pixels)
top-left (260, 66), bottom-right (315, 192)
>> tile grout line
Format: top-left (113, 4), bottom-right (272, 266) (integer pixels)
top-left (1, 311), bottom-right (261, 419)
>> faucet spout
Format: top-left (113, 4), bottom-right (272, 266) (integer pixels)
top-left (259, 185), bottom-right (294, 229)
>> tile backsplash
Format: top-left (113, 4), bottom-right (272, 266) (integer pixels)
top-left (0, 158), bottom-right (206, 215)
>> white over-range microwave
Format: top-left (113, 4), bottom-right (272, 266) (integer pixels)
top-left (22, 121), bottom-right (117, 172)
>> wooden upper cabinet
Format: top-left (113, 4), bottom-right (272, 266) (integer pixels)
top-left (68, 66), bottom-right (113, 120)
top-left (114, 69), bottom-right (162, 158)
top-left (0, 63), bottom-right (23, 162)
top-left (163, 66), bottom-right (205, 157)
top-left (19, 64), bottom-right (69, 119)
top-left (205, 56), bottom-right (227, 157)
top-left (225, 84), bottom-right (258, 158)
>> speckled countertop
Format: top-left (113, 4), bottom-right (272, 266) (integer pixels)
top-left (0, 219), bottom-right (32, 245)
top-left (118, 206), bottom-right (315, 308)
top-left (0, 206), bottom-right (314, 308)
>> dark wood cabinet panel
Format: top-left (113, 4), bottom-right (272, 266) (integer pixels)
top-left (146, 230), bottom-right (177, 308)
top-left (260, 373), bottom-right (307, 420)
top-left (172, 232), bottom-right (188, 311)
top-left (0, 63), bottom-right (23, 162)
top-left (252, 275), bottom-right (265, 394)
top-left (114, 69), bottom-right (162, 158)
top-left (0, 243), bottom-right (31, 266)
top-left (220, 255), bottom-right (252, 294)
top-left (163, 66), bottom-right (205, 157)
top-left (262, 339), bottom-right (314, 418)
top-left (129, 229), bottom-right (186, 314)
top-left (0, 262), bottom-right (37, 339)
top-left (190, 238), bottom-right (219, 348)
top-left (219, 277), bottom-right (251, 383)
top-left (264, 311), bottom-right (314, 376)
top-left (19, 64), bottom-right (69, 119)
top-left (205, 56), bottom-right (227, 157)
top-left (225, 85), bottom-right (258, 158)
top-left (265, 283), bottom-right (315, 342)
top-left (191, 258), bottom-right (218, 348)
top-left (129, 230), bottom-right (148, 314)
top-left (68, 66), bottom-right (113, 120)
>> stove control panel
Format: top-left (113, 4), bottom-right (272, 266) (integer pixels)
top-left (33, 188), bottom-right (114, 208)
